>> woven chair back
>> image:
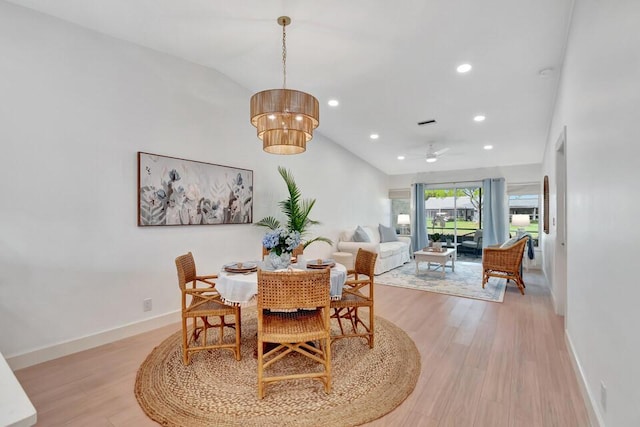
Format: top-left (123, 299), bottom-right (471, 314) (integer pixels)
top-left (485, 238), bottom-right (527, 271)
top-left (502, 237), bottom-right (528, 269)
top-left (262, 243), bottom-right (304, 260)
top-left (257, 269), bottom-right (330, 310)
top-left (292, 244), bottom-right (304, 257)
top-left (354, 249), bottom-right (377, 277)
top-left (175, 252), bottom-right (197, 291)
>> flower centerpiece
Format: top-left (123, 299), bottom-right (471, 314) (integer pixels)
top-left (262, 227), bottom-right (301, 269)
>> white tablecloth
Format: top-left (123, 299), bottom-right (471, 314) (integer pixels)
top-left (216, 262), bottom-right (347, 306)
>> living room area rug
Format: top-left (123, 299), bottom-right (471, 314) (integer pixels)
top-left (376, 260), bottom-right (507, 303)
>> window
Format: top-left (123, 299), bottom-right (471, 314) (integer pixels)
top-left (391, 199), bottom-right (411, 235)
top-left (390, 189), bottom-right (410, 235)
top-left (507, 187), bottom-right (540, 246)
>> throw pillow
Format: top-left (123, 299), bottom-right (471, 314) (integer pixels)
top-left (352, 225), bottom-right (371, 242)
top-left (500, 236), bottom-right (519, 248)
top-left (363, 226), bottom-right (376, 242)
top-left (379, 224), bottom-right (399, 243)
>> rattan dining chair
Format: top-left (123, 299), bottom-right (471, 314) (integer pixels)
top-left (330, 248), bottom-right (377, 348)
top-left (482, 237), bottom-right (528, 295)
top-left (175, 252), bottom-right (241, 365)
top-left (257, 269), bottom-right (332, 399)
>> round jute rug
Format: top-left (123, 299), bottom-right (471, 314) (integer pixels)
top-left (135, 309), bottom-right (420, 427)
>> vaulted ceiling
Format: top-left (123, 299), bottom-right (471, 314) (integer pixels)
top-left (7, 0), bottom-right (574, 175)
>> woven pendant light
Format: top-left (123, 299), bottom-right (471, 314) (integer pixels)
top-left (250, 16), bottom-right (319, 155)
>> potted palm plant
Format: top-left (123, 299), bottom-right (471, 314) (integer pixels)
top-left (256, 166), bottom-right (333, 257)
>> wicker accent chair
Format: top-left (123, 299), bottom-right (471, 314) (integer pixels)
top-left (257, 269), bottom-right (332, 399)
top-left (330, 249), bottom-right (377, 348)
top-left (482, 237), bottom-right (528, 295)
top-left (262, 243), bottom-right (304, 263)
top-left (175, 252), bottom-right (241, 365)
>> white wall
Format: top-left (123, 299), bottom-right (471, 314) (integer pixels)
top-left (542, 0), bottom-right (640, 425)
top-left (0, 3), bottom-right (389, 362)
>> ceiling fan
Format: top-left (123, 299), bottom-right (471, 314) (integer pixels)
top-left (401, 142), bottom-right (453, 163)
top-left (425, 144), bottom-right (450, 163)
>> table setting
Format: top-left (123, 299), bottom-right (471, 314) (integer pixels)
top-left (305, 258), bottom-right (336, 269)
top-left (216, 257), bottom-right (347, 306)
top-left (222, 261), bottom-right (258, 274)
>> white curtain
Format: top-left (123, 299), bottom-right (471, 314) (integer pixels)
top-left (411, 183), bottom-right (428, 251)
top-left (482, 178), bottom-right (508, 246)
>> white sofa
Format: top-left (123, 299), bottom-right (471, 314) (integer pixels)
top-left (336, 225), bottom-right (411, 275)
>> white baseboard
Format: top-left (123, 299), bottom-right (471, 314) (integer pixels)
top-left (550, 288), bottom-right (560, 315)
top-left (545, 272), bottom-right (565, 316)
top-left (565, 331), bottom-right (604, 427)
top-left (7, 311), bottom-right (181, 371)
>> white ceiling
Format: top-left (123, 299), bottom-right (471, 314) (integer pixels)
top-left (7, 0), bottom-right (574, 175)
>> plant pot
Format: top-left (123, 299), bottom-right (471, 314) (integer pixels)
top-left (433, 242), bottom-right (442, 250)
top-left (266, 251), bottom-right (292, 270)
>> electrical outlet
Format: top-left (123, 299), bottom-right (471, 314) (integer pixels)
top-left (600, 381), bottom-right (607, 412)
top-left (143, 298), bottom-right (152, 312)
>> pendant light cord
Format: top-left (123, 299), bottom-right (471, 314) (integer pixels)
top-left (281, 21), bottom-right (287, 89)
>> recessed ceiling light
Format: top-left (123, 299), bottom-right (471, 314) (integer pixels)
top-left (268, 114), bottom-right (276, 120)
top-left (456, 63), bottom-right (472, 73)
top-left (295, 115), bottom-right (303, 121)
top-left (370, 133), bottom-right (379, 140)
top-left (474, 115), bottom-right (486, 122)
top-left (397, 155), bottom-right (405, 160)
top-left (327, 99), bottom-right (339, 107)
top-left (484, 145), bottom-right (493, 150)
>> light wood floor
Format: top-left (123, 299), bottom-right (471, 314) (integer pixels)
top-left (15, 269), bottom-right (590, 426)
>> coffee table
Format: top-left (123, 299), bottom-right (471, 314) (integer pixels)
top-left (414, 248), bottom-right (456, 278)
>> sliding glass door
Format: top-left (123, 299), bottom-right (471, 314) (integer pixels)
top-left (423, 185), bottom-right (482, 245)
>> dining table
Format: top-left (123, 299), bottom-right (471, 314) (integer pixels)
top-left (216, 260), bottom-right (347, 306)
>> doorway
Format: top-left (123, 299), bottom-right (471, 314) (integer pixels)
top-left (554, 127), bottom-right (568, 317)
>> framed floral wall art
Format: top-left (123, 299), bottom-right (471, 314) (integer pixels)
top-left (137, 152), bottom-right (253, 226)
